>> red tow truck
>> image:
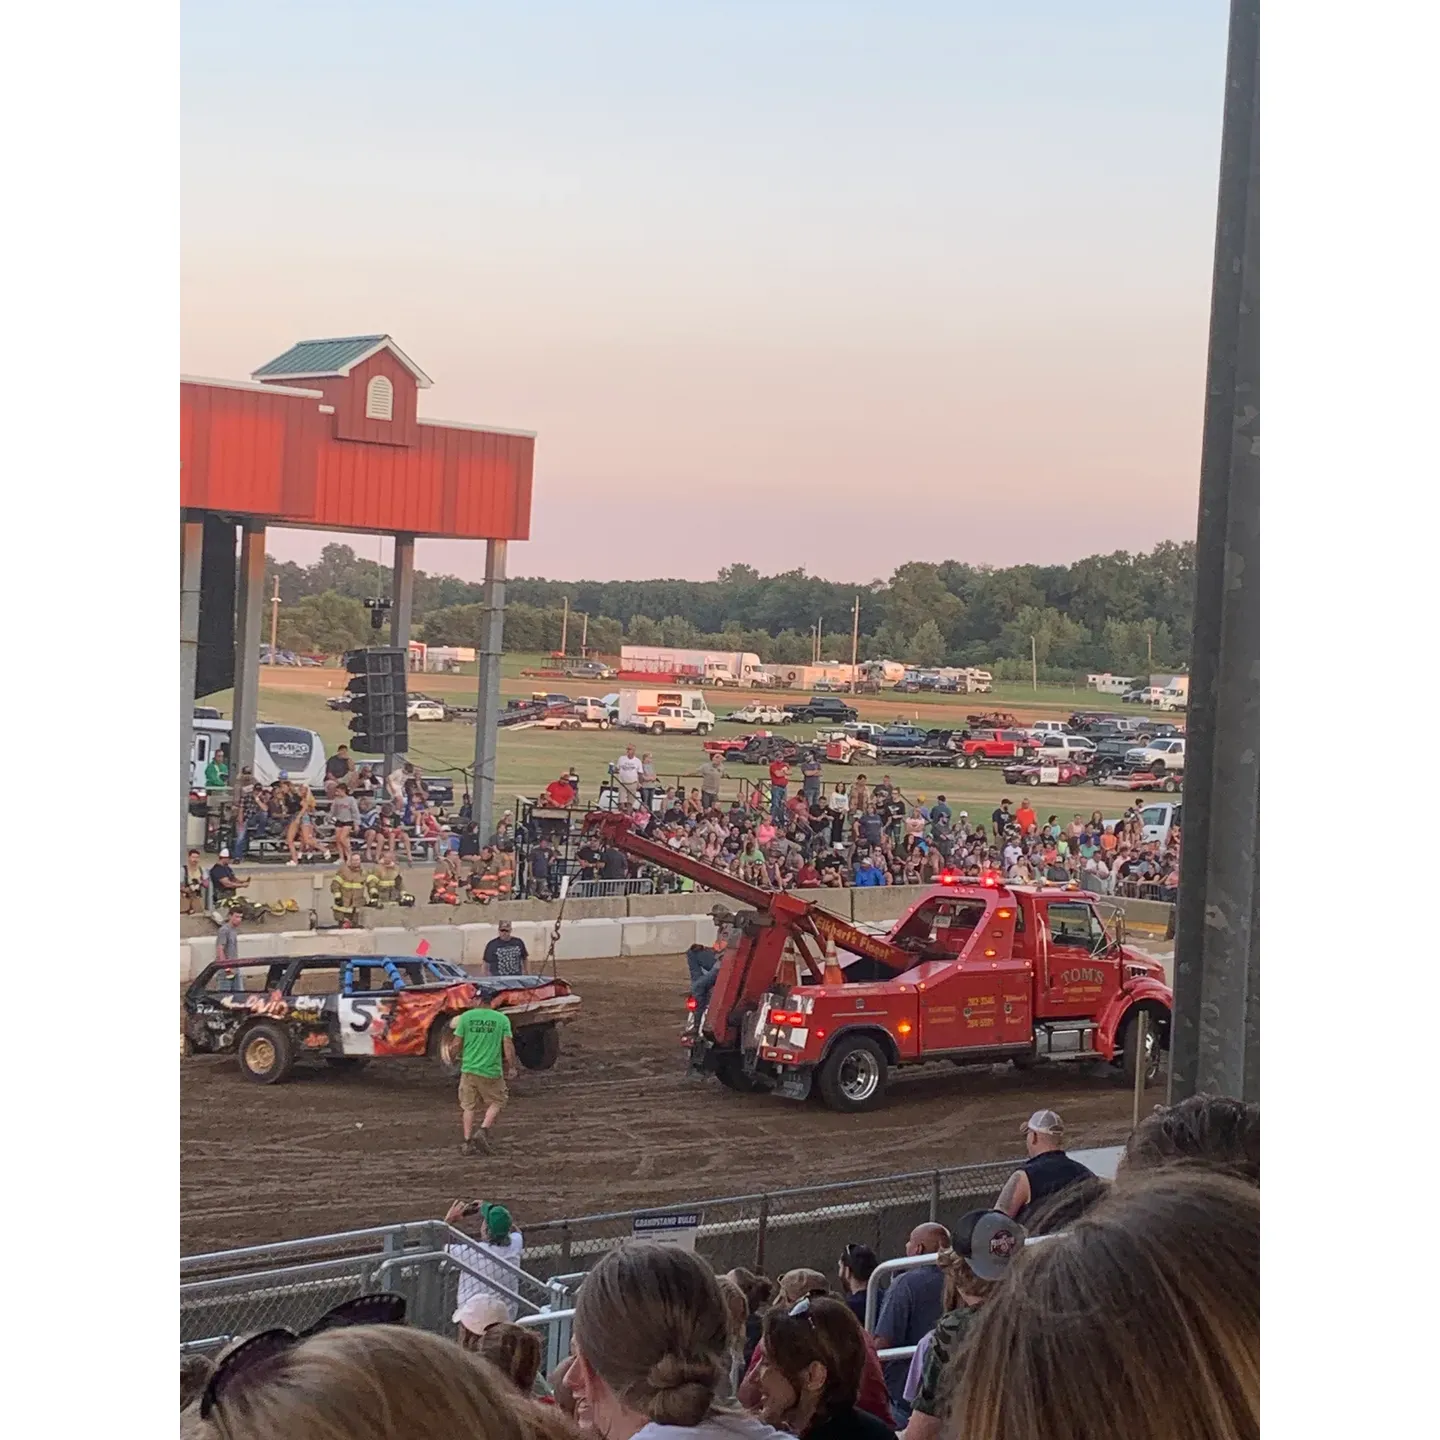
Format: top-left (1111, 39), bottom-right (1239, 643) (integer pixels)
top-left (584, 813), bottom-right (1172, 1112)
top-left (960, 729), bottom-right (1039, 768)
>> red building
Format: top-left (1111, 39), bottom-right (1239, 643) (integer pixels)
top-left (180, 335), bottom-right (534, 851)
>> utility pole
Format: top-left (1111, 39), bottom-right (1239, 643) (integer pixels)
top-left (1030, 634), bottom-right (1038, 692)
top-left (269, 575), bottom-right (281, 656)
top-left (580, 612), bottom-right (589, 655)
top-left (816, 615), bottom-right (823, 662)
top-left (1147, 629), bottom-right (1153, 668)
top-left (850, 595), bottom-right (860, 693)
top-left (560, 596), bottom-right (569, 658)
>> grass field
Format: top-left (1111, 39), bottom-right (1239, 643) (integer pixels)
top-left (202, 656), bottom-right (1134, 820)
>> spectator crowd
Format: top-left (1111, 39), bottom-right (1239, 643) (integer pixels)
top-left (180, 1093), bottom-right (1258, 1440)
top-left (578, 747), bottom-right (1181, 901)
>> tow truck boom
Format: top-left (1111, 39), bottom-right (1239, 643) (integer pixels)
top-left (582, 810), bottom-right (913, 976)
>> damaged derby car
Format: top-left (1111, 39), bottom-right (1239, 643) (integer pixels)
top-left (184, 955), bottom-right (581, 1084)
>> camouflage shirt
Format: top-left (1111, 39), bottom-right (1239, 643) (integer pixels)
top-left (911, 1305), bottom-right (983, 1419)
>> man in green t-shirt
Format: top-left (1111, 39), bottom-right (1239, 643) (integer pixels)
top-left (451, 993), bottom-right (517, 1155)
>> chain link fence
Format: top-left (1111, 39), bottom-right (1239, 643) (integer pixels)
top-left (519, 1157), bottom-right (1021, 1281)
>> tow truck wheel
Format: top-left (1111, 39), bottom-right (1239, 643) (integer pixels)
top-left (650, 722), bottom-right (665, 735)
top-left (427, 1020), bottom-right (463, 1077)
top-left (597, 719), bottom-right (609, 729)
top-left (1120, 1011), bottom-right (1166, 1088)
top-left (515, 1023), bottom-right (561, 1071)
top-left (238, 1022), bottom-right (296, 1084)
top-left (817, 1035), bottom-right (889, 1112)
top-left (1162, 776), bottom-right (1179, 793)
top-left (966, 754), bottom-right (981, 770)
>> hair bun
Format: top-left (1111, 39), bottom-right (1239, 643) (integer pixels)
top-left (647, 1354), bottom-right (718, 1393)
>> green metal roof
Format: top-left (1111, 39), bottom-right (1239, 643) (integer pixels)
top-left (251, 335), bottom-right (432, 387)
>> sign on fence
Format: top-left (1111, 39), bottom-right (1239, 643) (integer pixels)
top-left (632, 1211), bottom-right (702, 1251)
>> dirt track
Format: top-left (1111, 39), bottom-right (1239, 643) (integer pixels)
top-left (181, 953), bottom-right (1139, 1253)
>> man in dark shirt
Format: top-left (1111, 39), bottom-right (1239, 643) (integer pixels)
top-left (527, 837), bottom-right (554, 899)
top-left (873, 1221), bottom-right (950, 1425)
top-left (996, 1109), bottom-right (1097, 1226)
top-left (837, 1242), bottom-right (878, 1323)
top-left (208, 849), bottom-right (247, 899)
top-left (600, 845), bottom-right (628, 881)
top-left (482, 921), bottom-right (529, 977)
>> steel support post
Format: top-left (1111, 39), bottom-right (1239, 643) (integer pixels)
top-left (388, 533), bottom-right (416, 774)
top-left (472, 539), bottom-right (508, 842)
top-left (180, 514), bottom-right (204, 859)
top-left (1170, 0), bottom-right (1260, 1105)
top-left (230, 523), bottom-right (267, 812)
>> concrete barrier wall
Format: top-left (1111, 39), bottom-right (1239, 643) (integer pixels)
top-left (181, 880), bottom-right (1172, 982)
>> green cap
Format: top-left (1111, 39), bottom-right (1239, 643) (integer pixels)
top-left (483, 1203), bottom-right (513, 1243)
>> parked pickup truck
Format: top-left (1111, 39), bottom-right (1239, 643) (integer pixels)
top-left (877, 724), bottom-right (932, 749)
top-left (784, 696), bottom-right (859, 723)
top-left (633, 705), bottom-right (713, 736)
top-left (960, 729), bottom-right (1040, 767)
top-left (967, 711), bottom-right (1021, 729)
top-left (1123, 737), bottom-right (1187, 772)
top-left (1034, 735), bottom-right (1097, 762)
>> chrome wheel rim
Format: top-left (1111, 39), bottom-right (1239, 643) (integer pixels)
top-left (839, 1050), bottom-right (880, 1102)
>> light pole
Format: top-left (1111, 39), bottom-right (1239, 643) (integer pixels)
top-left (850, 595), bottom-right (860, 693)
top-left (1030, 634), bottom-right (1038, 692)
top-left (269, 576), bottom-right (281, 656)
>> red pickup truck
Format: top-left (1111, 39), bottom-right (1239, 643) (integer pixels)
top-left (961, 729), bottom-right (1039, 768)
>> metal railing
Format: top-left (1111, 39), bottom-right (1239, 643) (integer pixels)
top-left (180, 1220), bottom-right (576, 1358)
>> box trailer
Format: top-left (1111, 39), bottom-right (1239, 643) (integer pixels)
top-left (617, 688), bottom-right (717, 734)
top-left (620, 647), bottom-right (769, 687)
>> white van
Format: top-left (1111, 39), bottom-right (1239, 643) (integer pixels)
top-left (617, 688), bottom-right (716, 735)
top-left (190, 719), bottom-right (329, 790)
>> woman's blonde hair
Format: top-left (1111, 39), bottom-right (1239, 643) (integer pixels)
top-left (714, 1275), bottom-right (748, 1352)
top-left (934, 1245), bottom-right (997, 1312)
top-left (179, 1323), bottom-right (544, 1440)
top-left (572, 1244), bottom-right (730, 1427)
top-left (949, 1168), bottom-right (1259, 1440)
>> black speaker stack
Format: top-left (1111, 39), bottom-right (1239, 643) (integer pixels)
top-left (344, 648), bottom-right (409, 755)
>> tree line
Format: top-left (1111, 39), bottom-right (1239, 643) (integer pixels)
top-left (267, 540), bottom-right (1194, 679)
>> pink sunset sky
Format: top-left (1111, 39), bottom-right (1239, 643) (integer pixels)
top-left (182, 1), bottom-right (1229, 584)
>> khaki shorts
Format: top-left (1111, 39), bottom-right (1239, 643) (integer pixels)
top-left (458, 1073), bottom-right (508, 1113)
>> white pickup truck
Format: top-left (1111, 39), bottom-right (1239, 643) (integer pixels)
top-left (633, 705), bottom-right (712, 736)
top-left (1034, 734), bottom-right (1097, 762)
top-left (1124, 737), bottom-right (1187, 772)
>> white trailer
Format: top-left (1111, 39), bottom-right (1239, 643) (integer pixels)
top-left (617, 688), bottom-right (717, 734)
top-left (1087, 673), bottom-right (1137, 695)
top-left (620, 647), bottom-right (768, 687)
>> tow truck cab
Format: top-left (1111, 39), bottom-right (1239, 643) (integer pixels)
top-left (692, 878), bottom-right (1171, 1110)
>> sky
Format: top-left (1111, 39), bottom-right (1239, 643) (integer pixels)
top-left (182, 0), bottom-right (1230, 585)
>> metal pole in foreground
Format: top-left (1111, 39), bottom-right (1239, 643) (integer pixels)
top-left (388, 533), bottom-right (416, 776)
top-left (1132, 1011), bottom-right (1149, 1129)
top-left (180, 513), bottom-right (204, 859)
top-left (473, 539), bottom-right (508, 843)
top-left (230, 522), bottom-right (267, 814)
top-left (1170, 0), bottom-right (1260, 1105)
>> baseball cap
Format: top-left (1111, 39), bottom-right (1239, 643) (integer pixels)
top-left (451, 1294), bottom-right (507, 1332)
top-left (218, 848), bottom-right (231, 859)
top-left (1023, 1109), bottom-right (1064, 1136)
top-left (951, 1208), bottom-right (1027, 1282)
top-left (482, 1203), bottom-right (513, 1243)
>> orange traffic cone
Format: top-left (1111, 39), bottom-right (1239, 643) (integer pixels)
top-left (823, 935), bottom-right (844, 985)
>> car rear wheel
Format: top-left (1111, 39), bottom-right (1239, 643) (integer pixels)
top-left (817, 1034), bottom-right (889, 1112)
top-left (427, 1020), bottom-right (462, 1077)
top-left (650, 722), bottom-right (665, 735)
top-left (696, 723), bottom-right (711, 736)
top-left (1027, 773), bottom-right (1041, 787)
top-left (515, 1023), bottom-right (561, 1071)
top-left (238, 1022), bottom-right (296, 1084)
top-left (597, 719), bottom-right (609, 729)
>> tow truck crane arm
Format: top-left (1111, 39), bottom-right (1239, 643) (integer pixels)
top-left (582, 811), bottom-right (912, 976)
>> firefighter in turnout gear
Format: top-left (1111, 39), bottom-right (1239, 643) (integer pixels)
top-left (466, 846), bottom-right (503, 904)
top-left (330, 855), bottom-right (367, 927)
top-left (366, 856), bottom-right (406, 907)
top-left (430, 866), bottom-right (460, 905)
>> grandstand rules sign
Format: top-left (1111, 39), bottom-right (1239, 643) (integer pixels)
top-left (632, 1211), bottom-right (702, 1251)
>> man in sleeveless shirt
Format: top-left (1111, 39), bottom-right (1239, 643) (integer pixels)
top-left (995, 1110), bottom-right (1096, 1226)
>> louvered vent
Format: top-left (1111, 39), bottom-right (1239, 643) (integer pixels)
top-left (365, 375), bottom-right (394, 421)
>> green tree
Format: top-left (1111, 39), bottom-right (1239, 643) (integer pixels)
top-left (908, 619), bottom-right (946, 667)
top-left (275, 592), bottom-right (371, 654)
top-left (626, 615), bottom-right (663, 646)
